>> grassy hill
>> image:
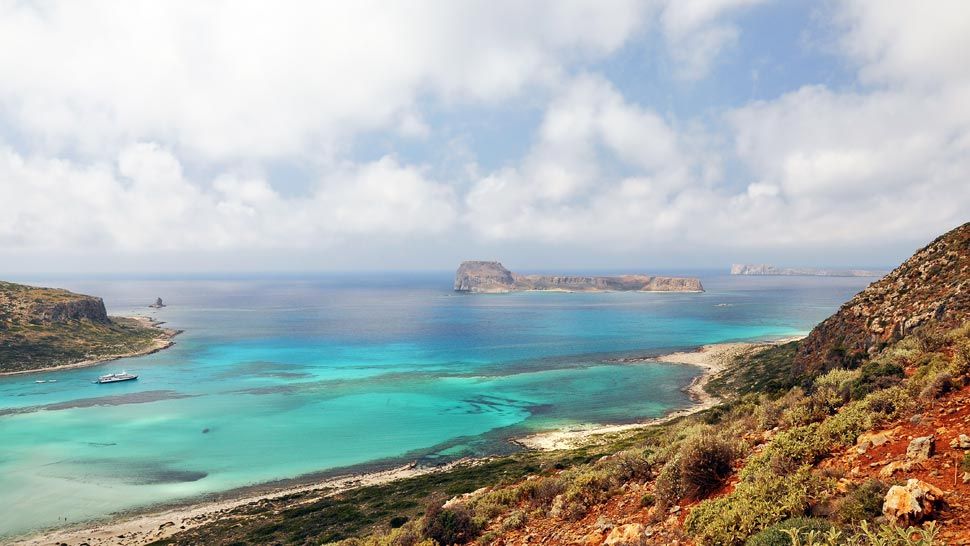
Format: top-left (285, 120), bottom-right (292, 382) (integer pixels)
top-left (0, 281), bottom-right (175, 374)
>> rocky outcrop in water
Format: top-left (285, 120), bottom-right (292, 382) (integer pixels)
top-left (454, 261), bottom-right (704, 293)
top-left (730, 264), bottom-right (886, 277)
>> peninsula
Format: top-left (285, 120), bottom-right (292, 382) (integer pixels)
top-left (454, 261), bottom-right (704, 293)
top-left (730, 263), bottom-right (886, 277)
top-left (0, 281), bottom-right (179, 374)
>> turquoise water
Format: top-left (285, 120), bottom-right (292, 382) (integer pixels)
top-left (0, 272), bottom-right (871, 536)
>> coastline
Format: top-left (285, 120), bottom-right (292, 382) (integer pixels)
top-left (10, 336), bottom-right (800, 544)
top-left (11, 459), bottom-right (485, 546)
top-left (0, 316), bottom-right (180, 377)
top-left (512, 336), bottom-right (803, 450)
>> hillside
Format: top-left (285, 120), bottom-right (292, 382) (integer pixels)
top-left (794, 222), bottom-right (970, 378)
top-left (454, 261), bottom-right (704, 293)
top-left (0, 281), bottom-right (178, 374)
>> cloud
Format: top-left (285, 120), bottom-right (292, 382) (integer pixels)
top-left (660, 0), bottom-right (770, 80)
top-left (0, 0), bottom-right (648, 161)
top-left (0, 144), bottom-right (457, 251)
top-left (461, 0), bottom-right (970, 254)
top-left (0, 1), bottom-right (968, 268)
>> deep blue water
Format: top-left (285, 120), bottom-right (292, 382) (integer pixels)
top-left (0, 271), bottom-right (871, 536)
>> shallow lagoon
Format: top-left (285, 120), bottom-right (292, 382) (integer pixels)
top-left (0, 272), bottom-right (871, 536)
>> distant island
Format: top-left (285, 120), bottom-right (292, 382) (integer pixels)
top-left (0, 281), bottom-right (179, 374)
top-left (730, 264), bottom-right (887, 277)
top-left (454, 261), bottom-right (704, 293)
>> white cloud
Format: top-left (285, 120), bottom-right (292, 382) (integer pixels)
top-left (1, 0), bottom-right (968, 267)
top-left (0, 144), bottom-right (457, 251)
top-left (660, 0), bottom-right (770, 80)
top-left (461, 0), bottom-right (970, 254)
top-left (0, 0), bottom-right (648, 161)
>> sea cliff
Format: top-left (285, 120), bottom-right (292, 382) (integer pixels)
top-left (0, 281), bottom-right (179, 374)
top-left (454, 261), bottom-right (704, 293)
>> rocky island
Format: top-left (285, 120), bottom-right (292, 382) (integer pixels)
top-left (454, 261), bottom-right (704, 293)
top-left (0, 280), bottom-right (179, 374)
top-left (731, 263), bottom-right (886, 277)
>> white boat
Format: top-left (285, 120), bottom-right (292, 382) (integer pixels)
top-left (95, 371), bottom-right (138, 384)
top-left (35, 380), bottom-right (47, 384)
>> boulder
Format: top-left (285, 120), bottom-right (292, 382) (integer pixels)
top-left (882, 478), bottom-right (945, 526)
top-left (906, 436), bottom-right (934, 461)
top-left (603, 523), bottom-right (647, 546)
top-left (948, 434), bottom-right (970, 449)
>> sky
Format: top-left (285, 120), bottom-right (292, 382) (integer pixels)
top-left (0, 0), bottom-right (968, 274)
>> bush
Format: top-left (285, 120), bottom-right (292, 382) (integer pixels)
top-left (833, 479), bottom-right (889, 524)
top-left (919, 371), bottom-right (954, 400)
top-left (685, 468), bottom-right (825, 546)
top-left (499, 510), bottom-right (527, 532)
top-left (812, 368), bottom-right (860, 413)
top-left (849, 361), bottom-right (904, 400)
top-left (679, 434), bottom-right (737, 499)
top-left (744, 517), bottom-right (835, 546)
top-left (422, 502), bottom-right (481, 545)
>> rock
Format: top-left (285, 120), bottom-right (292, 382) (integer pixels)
top-left (879, 461), bottom-right (908, 478)
top-left (963, 472), bottom-right (970, 484)
top-left (149, 297), bottom-right (166, 308)
top-left (595, 516), bottom-right (614, 532)
top-left (882, 478), bottom-right (945, 526)
top-left (603, 523), bottom-right (647, 546)
top-left (949, 434), bottom-right (970, 449)
top-left (906, 435), bottom-right (934, 461)
top-left (453, 261), bottom-right (704, 293)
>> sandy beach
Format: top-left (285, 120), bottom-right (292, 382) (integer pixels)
top-left (11, 459), bottom-right (485, 546)
top-left (0, 316), bottom-right (180, 377)
top-left (512, 337), bottom-right (802, 450)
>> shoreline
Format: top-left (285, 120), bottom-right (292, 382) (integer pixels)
top-left (511, 336), bottom-right (804, 450)
top-left (11, 459), bottom-right (485, 546)
top-left (9, 336), bottom-right (801, 544)
top-left (0, 316), bottom-right (181, 377)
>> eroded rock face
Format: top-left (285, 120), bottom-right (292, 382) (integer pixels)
top-left (882, 478), bottom-right (945, 526)
top-left (453, 261), bottom-right (704, 293)
top-left (28, 297), bottom-right (109, 324)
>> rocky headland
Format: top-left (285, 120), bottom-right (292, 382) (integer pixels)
top-left (731, 263), bottom-right (886, 277)
top-left (0, 281), bottom-right (179, 374)
top-left (454, 261), bottom-right (704, 293)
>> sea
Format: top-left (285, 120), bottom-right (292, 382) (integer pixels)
top-left (0, 271), bottom-right (872, 537)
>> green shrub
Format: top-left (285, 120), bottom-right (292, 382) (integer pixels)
top-left (812, 368), bottom-right (860, 412)
top-left (499, 510), bottom-right (527, 532)
top-left (685, 468), bottom-right (825, 545)
top-left (849, 361), bottom-right (904, 400)
top-left (833, 479), bottom-right (889, 524)
top-left (744, 517), bottom-right (834, 546)
top-left (422, 502), bottom-right (481, 545)
top-left (919, 371), bottom-right (954, 400)
top-left (679, 433), bottom-right (737, 499)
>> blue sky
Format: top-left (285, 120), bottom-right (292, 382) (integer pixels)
top-left (0, 1), bottom-right (967, 273)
